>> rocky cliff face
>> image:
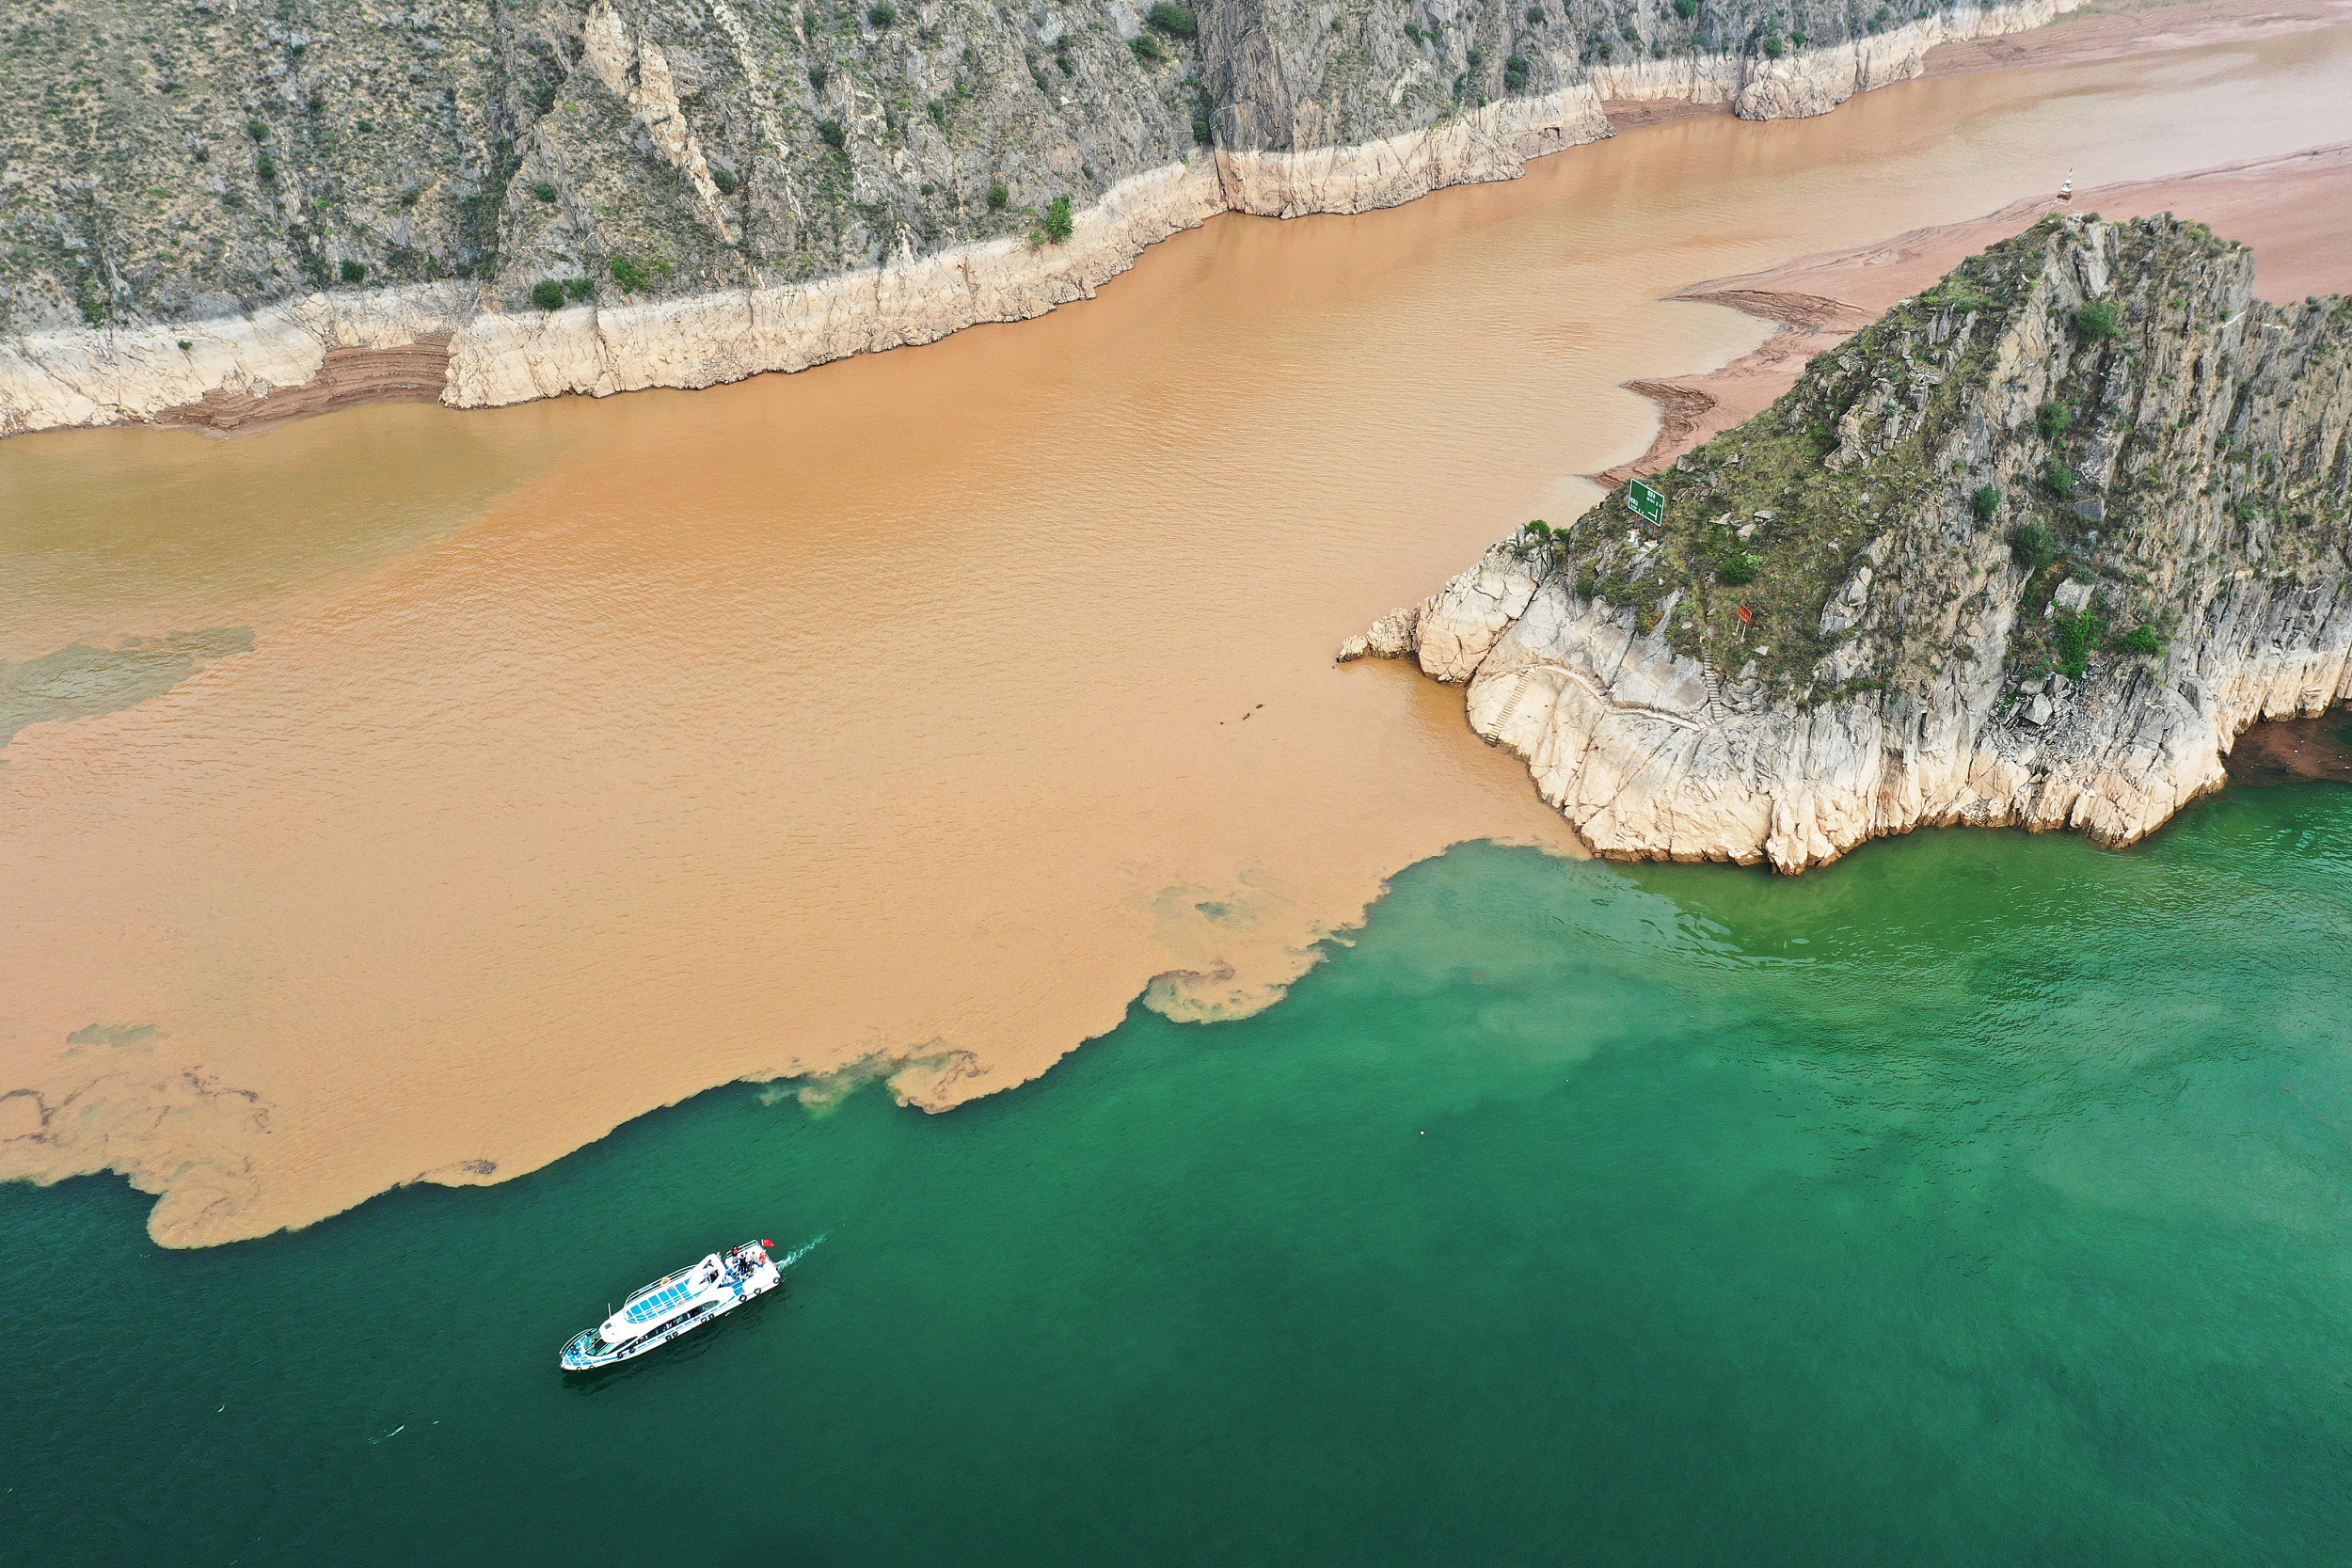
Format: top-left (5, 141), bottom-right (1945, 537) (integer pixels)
top-left (3, 0), bottom-right (2074, 435)
top-left (1345, 215), bottom-right (2352, 869)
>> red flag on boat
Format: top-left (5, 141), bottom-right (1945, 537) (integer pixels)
top-left (762, 1240), bottom-right (774, 1247)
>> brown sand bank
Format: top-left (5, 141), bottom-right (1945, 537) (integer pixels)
top-left (154, 340), bottom-right (453, 437)
top-left (1599, 141), bottom-right (2352, 483)
top-left (5, 29), bottom-right (2350, 1247)
top-left (1920, 0), bottom-right (2352, 76)
top-left (1604, 0), bottom-right (2352, 129)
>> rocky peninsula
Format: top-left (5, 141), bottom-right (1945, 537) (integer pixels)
top-left (1344, 214), bottom-right (2352, 869)
top-left (1, 0), bottom-right (2094, 436)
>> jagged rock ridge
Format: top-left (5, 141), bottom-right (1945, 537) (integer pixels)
top-left (1345, 214), bottom-right (2352, 869)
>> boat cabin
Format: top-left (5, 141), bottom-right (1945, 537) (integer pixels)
top-left (598, 1254), bottom-right (730, 1343)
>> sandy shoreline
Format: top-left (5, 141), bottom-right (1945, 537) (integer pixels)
top-left (1597, 140), bottom-right (2352, 485)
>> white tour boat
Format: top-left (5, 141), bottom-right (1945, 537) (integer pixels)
top-left (560, 1239), bottom-right (788, 1370)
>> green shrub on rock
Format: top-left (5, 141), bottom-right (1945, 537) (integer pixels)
top-left (339, 260), bottom-right (367, 284)
top-left (2074, 300), bottom-right (2121, 341)
top-left (2053, 609), bottom-right (2106, 679)
top-left (1971, 483), bottom-right (2003, 521)
top-left (1147, 3), bottom-right (1198, 38)
top-left (531, 280), bottom-right (567, 309)
top-left (2009, 522), bottom-right (2055, 573)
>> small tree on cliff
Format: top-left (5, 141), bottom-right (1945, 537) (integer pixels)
top-left (1033, 195), bottom-right (1074, 245)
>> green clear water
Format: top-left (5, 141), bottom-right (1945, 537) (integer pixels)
top-left (7, 788), bottom-right (2350, 1566)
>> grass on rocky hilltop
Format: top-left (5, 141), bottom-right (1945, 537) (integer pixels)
top-left (1541, 232), bottom-right (2039, 695)
top-left (1516, 214), bottom-right (2328, 704)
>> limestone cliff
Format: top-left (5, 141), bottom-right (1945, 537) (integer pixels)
top-left (2, 0), bottom-right (2075, 435)
top-left (1345, 215), bottom-right (2352, 869)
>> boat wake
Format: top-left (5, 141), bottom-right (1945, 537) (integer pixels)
top-left (778, 1232), bottom-right (828, 1269)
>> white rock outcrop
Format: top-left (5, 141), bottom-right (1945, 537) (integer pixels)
top-left (1346, 217), bottom-right (2352, 870)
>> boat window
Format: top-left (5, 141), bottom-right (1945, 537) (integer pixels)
top-left (622, 1280), bottom-right (696, 1323)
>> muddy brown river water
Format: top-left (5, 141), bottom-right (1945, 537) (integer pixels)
top-left (7, 25), bottom-right (2350, 1243)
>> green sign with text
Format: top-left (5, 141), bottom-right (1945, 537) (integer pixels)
top-left (1627, 478), bottom-right (1664, 527)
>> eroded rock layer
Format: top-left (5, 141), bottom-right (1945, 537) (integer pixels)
top-left (1346, 215), bottom-right (2352, 869)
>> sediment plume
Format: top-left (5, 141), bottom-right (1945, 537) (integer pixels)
top-left (7, 35), bottom-right (2347, 1249)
